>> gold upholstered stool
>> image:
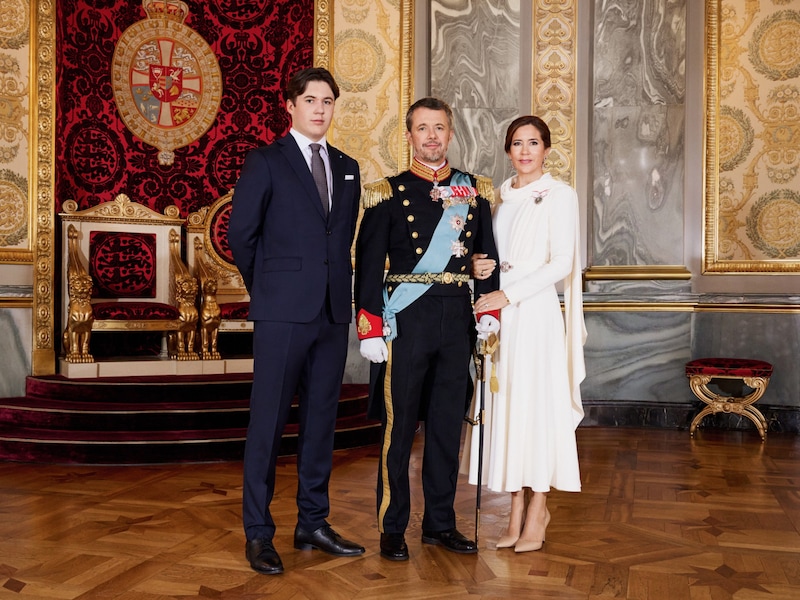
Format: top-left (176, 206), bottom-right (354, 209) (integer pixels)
top-left (685, 358), bottom-right (773, 441)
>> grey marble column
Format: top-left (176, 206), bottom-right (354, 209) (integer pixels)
top-left (590, 0), bottom-right (687, 270)
top-left (429, 0), bottom-right (521, 184)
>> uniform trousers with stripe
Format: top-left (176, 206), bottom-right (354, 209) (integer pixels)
top-left (377, 293), bottom-right (473, 535)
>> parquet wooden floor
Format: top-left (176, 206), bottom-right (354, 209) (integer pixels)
top-left (1, 427), bottom-right (799, 599)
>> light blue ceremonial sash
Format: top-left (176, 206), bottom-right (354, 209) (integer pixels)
top-left (382, 172), bottom-right (472, 341)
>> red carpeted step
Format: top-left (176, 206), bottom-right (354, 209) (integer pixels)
top-left (0, 377), bottom-right (378, 464)
top-left (0, 393), bottom-right (370, 432)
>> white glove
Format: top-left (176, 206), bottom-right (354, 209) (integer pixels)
top-left (475, 315), bottom-right (500, 340)
top-left (360, 338), bottom-right (389, 363)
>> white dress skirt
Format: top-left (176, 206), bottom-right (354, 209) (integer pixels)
top-left (461, 173), bottom-right (587, 493)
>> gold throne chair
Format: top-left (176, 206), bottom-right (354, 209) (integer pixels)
top-left (60, 194), bottom-right (199, 371)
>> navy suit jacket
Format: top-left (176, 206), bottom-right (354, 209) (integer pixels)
top-left (228, 134), bottom-right (361, 324)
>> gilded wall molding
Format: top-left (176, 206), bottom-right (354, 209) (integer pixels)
top-left (399, 0), bottom-right (414, 170)
top-left (31, 0), bottom-right (57, 375)
top-left (0, 298), bottom-right (33, 308)
top-left (584, 265), bottom-right (692, 281)
top-left (583, 301), bottom-right (800, 314)
top-left (314, 0), bottom-right (331, 69)
top-left (532, 0), bottom-right (576, 187)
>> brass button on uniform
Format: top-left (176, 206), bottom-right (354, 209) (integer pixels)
top-left (466, 231), bottom-right (472, 237)
top-left (412, 232), bottom-right (419, 239)
top-left (403, 199), bottom-right (410, 206)
top-left (467, 214), bottom-right (473, 220)
top-left (398, 185), bottom-right (406, 192)
top-left (407, 215), bottom-right (415, 222)
top-left (416, 247), bottom-right (423, 254)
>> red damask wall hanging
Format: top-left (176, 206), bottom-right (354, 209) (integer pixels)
top-left (56, 0), bottom-right (313, 217)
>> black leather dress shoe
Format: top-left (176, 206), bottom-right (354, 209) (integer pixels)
top-left (293, 523), bottom-right (365, 556)
top-left (380, 533), bottom-right (409, 561)
top-left (245, 538), bottom-right (284, 575)
top-left (421, 528), bottom-right (478, 554)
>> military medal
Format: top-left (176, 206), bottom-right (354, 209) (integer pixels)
top-left (451, 240), bottom-right (467, 257)
top-left (430, 184), bottom-right (478, 208)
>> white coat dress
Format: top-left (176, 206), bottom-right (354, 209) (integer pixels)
top-left (462, 173), bottom-right (587, 493)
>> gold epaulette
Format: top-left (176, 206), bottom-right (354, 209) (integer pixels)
top-left (362, 178), bottom-right (392, 208)
top-left (475, 175), bottom-right (495, 204)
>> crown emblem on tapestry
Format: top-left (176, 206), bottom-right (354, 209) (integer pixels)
top-left (143, 0), bottom-right (189, 24)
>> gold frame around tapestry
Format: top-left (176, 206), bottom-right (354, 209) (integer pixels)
top-left (703, 0), bottom-right (800, 274)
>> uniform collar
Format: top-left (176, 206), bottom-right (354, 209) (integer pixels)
top-left (410, 158), bottom-right (451, 184)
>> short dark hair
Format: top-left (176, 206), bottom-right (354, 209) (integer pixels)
top-left (503, 115), bottom-right (551, 152)
top-left (405, 97), bottom-right (454, 131)
top-left (285, 67), bottom-right (340, 103)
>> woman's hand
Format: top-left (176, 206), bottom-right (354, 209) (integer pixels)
top-left (472, 253), bottom-right (496, 280)
top-left (474, 290), bottom-right (511, 314)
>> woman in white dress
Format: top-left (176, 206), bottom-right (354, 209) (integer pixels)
top-left (466, 116), bottom-right (587, 552)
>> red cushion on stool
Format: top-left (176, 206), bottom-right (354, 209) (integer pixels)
top-left (685, 358), bottom-right (773, 378)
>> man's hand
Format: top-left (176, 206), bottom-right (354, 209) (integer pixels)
top-left (476, 315), bottom-right (500, 340)
top-left (360, 338), bottom-right (389, 363)
top-left (472, 253), bottom-right (497, 280)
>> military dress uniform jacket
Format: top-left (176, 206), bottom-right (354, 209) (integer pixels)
top-left (354, 164), bottom-right (500, 418)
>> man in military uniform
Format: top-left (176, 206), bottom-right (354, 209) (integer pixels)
top-left (354, 97), bottom-right (500, 561)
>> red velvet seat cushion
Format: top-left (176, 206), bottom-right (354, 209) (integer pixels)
top-left (93, 302), bottom-right (180, 320)
top-left (685, 358), bottom-right (773, 378)
top-left (89, 231), bottom-right (157, 298)
top-left (220, 302), bottom-right (249, 320)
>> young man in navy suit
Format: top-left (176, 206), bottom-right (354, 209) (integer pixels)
top-left (229, 67), bottom-right (363, 575)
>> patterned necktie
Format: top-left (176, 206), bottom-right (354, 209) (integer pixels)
top-left (309, 143), bottom-right (329, 216)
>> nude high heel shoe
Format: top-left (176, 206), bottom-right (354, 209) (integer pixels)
top-left (495, 531), bottom-right (519, 549)
top-left (514, 508), bottom-right (550, 553)
top-left (496, 507), bottom-right (525, 548)
top-left (496, 490), bottom-right (528, 549)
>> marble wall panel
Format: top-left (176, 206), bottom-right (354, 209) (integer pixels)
top-left (447, 108), bottom-right (520, 184)
top-left (592, 104), bottom-right (685, 264)
top-left (0, 308), bottom-right (32, 398)
top-left (591, 0), bottom-right (686, 267)
top-left (582, 310), bottom-right (693, 403)
top-left (343, 325), bottom-right (370, 384)
top-left (430, 0), bottom-right (521, 183)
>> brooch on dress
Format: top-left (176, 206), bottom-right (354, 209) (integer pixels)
top-left (531, 190), bottom-right (548, 204)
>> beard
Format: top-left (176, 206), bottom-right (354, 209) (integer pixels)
top-left (416, 145), bottom-right (446, 165)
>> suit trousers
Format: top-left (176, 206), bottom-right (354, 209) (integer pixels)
top-left (242, 298), bottom-right (348, 541)
top-left (377, 293), bottom-right (473, 535)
